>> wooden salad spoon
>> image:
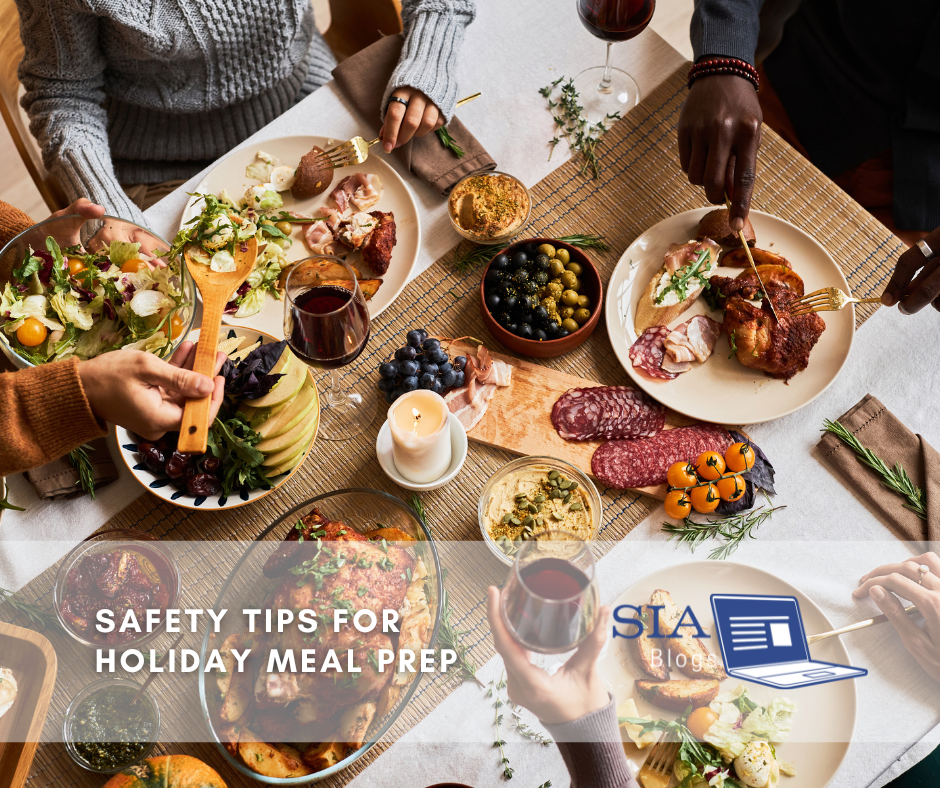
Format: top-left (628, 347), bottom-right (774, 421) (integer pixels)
top-left (178, 239), bottom-right (258, 453)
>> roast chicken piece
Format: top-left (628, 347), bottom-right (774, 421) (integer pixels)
top-left (360, 210), bottom-right (396, 276)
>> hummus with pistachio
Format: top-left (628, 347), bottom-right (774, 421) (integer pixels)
top-left (485, 465), bottom-right (594, 557)
top-left (449, 173), bottom-right (529, 241)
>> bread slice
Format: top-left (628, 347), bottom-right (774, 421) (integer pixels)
top-left (634, 241), bottom-right (718, 335)
top-left (650, 589), bottom-right (727, 680)
top-left (634, 679), bottom-right (720, 711)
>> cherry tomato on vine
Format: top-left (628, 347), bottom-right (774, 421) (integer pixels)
top-left (16, 317), bottom-right (47, 347)
top-left (666, 461), bottom-right (698, 489)
top-left (716, 474), bottom-right (746, 502)
top-left (689, 483), bottom-right (720, 513)
top-left (725, 442), bottom-right (755, 473)
top-left (664, 490), bottom-right (692, 519)
top-left (694, 451), bottom-right (725, 481)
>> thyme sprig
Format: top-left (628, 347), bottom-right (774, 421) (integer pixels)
top-left (436, 127), bottom-right (465, 158)
top-left (68, 443), bottom-right (96, 499)
top-left (489, 675), bottom-right (514, 779)
top-left (0, 587), bottom-right (63, 632)
top-left (822, 419), bottom-right (927, 519)
top-left (450, 233), bottom-right (609, 274)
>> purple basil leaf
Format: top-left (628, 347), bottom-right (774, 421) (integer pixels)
top-left (222, 339), bottom-right (288, 398)
top-left (716, 477), bottom-right (755, 516)
top-left (729, 429), bottom-right (776, 496)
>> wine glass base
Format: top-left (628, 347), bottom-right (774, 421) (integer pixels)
top-left (317, 383), bottom-right (376, 440)
top-left (572, 66), bottom-right (640, 125)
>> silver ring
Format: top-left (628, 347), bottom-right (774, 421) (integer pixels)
top-left (388, 96), bottom-right (410, 110)
top-left (916, 239), bottom-right (935, 261)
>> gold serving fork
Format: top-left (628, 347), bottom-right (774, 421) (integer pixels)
top-left (313, 92), bottom-right (482, 169)
top-left (807, 604), bottom-right (918, 644)
top-left (790, 286), bottom-right (883, 317)
top-left (637, 739), bottom-right (679, 788)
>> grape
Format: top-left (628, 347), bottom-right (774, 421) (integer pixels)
top-left (453, 370), bottom-right (465, 388)
top-left (406, 329), bottom-right (424, 347)
top-left (395, 346), bottom-right (416, 361)
top-left (390, 388), bottom-right (404, 402)
top-left (379, 362), bottom-right (398, 379)
top-left (422, 337), bottom-right (442, 353)
top-left (399, 359), bottom-right (419, 377)
top-left (439, 361), bottom-right (453, 373)
top-left (419, 372), bottom-right (436, 390)
top-left (453, 356), bottom-right (467, 371)
top-left (432, 380), bottom-right (444, 394)
top-left (421, 362), bottom-right (439, 376)
top-left (401, 375), bottom-right (419, 392)
top-left (384, 391), bottom-right (394, 404)
top-left (377, 377), bottom-right (395, 393)
top-left (440, 369), bottom-right (457, 387)
top-left (429, 349), bottom-right (448, 364)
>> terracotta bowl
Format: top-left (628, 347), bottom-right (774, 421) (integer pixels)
top-left (479, 237), bottom-right (603, 359)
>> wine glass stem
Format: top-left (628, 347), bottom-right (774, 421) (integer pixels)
top-left (324, 367), bottom-right (347, 408)
top-left (598, 42), bottom-right (615, 95)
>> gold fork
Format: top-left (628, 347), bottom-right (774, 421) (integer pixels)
top-left (313, 92), bottom-right (482, 169)
top-left (790, 286), bottom-right (883, 317)
top-left (637, 739), bottom-right (679, 788)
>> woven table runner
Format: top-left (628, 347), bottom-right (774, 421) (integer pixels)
top-left (6, 62), bottom-right (904, 786)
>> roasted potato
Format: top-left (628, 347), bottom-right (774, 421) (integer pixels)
top-left (368, 527), bottom-right (416, 543)
top-left (303, 741), bottom-right (346, 771)
top-left (338, 702), bottom-right (376, 749)
top-left (319, 278), bottom-right (383, 301)
top-left (634, 679), bottom-right (720, 711)
top-left (217, 633), bottom-right (254, 695)
top-left (219, 723), bottom-right (241, 756)
top-left (721, 246), bottom-right (791, 269)
top-left (239, 730), bottom-right (312, 778)
top-left (696, 208), bottom-right (755, 247)
top-left (278, 260), bottom-right (362, 291)
top-left (734, 264), bottom-right (804, 298)
top-left (219, 659), bottom-right (254, 723)
top-left (650, 589), bottom-right (727, 681)
top-left (375, 683), bottom-right (402, 720)
top-left (629, 602), bottom-right (669, 680)
top-left (292, 146), bottom-right (334, 200)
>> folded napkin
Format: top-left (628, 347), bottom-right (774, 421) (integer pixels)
top-left (26, 437), bottom-right (118, 500)
top-left (332, 34), bottom-right (496, 195)
top-left (818, 394), bottom-right (940, 543)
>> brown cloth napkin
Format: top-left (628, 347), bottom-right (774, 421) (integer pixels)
top-left (26, 437), bottom-right (118, 500)
top-left (332, 34), bottom-right (496, 195)
top-left (818, 394), bottom-right (940, 543)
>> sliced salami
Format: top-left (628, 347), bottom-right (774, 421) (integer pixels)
top-left (591, 424), bottom-right (733, 490)
top-left (551, 386), bottom-right (666, 442)
top-left (629, 326), bottom-right (677, 380)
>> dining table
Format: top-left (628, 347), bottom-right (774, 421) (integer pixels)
top-left (2, 0), bottom-right (939, 786)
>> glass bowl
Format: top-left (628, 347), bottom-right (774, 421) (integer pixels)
top-left (198, 488), bottom-right (443, 784)
top-left (0, 213), bottom-right (195, 369)
top-left (447, 170), bottom-right (531, 245)
top-left (53, 528), bottom-right (181, 650)
top-left (478, 456), bottom-right (603, 566)
top-left (63, 677), bottom-right (161, 774)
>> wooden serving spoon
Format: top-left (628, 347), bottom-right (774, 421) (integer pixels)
top-left (177, 239), bottom-right (258, 453)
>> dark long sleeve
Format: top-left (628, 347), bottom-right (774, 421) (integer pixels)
top-left (690, 0), bottom-right (766, 64)
top-left (541, 696), bottom-right (638, 788)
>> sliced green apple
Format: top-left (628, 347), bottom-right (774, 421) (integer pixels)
top-left (256, 408), bottom-right (318, 454)
top-left (261, 419), bottom-right (317, 468)
top-left (256, 382), bottom-right (318, 439)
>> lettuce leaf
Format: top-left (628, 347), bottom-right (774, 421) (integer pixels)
top-left (233, 287), bottom-right (266, 317)
top-left (106, 241), bottom-right (142, 266)
top-left (50, 292), bottom-right (94, 331)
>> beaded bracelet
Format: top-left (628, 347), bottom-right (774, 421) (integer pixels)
top-left (688, 57), bottom-right (760, 91)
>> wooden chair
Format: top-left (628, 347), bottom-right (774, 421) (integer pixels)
top-left (323, 0), bottom-right (403, 62)
top-left (0, 0), bottom-right (67, 212)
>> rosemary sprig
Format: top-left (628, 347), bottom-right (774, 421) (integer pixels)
top-left (823, 419), bottom-right (927, 520)
top-left (0, 487), bottom-right (25, 512)
top-left (408, 493), bottom-right (428, 527)
top-left (539, 77), bottom-right (619, 178)
top-left (662, 494), bottom-right (785, 560)
top-left (68, 443), bottom-right (96, 499)
top-left (554, 233), bottom-right (609, 252)
top-left (489, 675), bottom-right (514, 779)
top-left (0, 587), bottom-right (63, 632)
top-left (436, 126), bottom-right (465, 158)
top-left (450, 233), bottom-right (610, 274)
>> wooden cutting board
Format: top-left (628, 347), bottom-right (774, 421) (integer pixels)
top-left (450, 341), bottom-right (700, 500)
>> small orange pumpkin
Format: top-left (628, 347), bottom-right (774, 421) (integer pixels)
top-left (103, 755), bottom-right (227, 788)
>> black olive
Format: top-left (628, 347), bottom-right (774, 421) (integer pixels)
top-left (502, 295), bottom-right (518, 311)
top-left (492, 253), bottom-right (510, 270)
top-left (535, 254), bottom-right (550, 269)
top-left (485, 292), bottom-right (501, 311)
top-left (533, 271), bottom-right (549, 286)
top-left (484, 268), bottom-right (502, 287)
top-left (518, 310), bottom-right (533, 325)
top-left (545, 321), bottom-right (560, 337)
top-left (512, 269), bottom-right (529, 286)
top-left (523, 243), bottom-right (538, 256)
top-left (557, 327), bottom-right (571, 338)
top-left (518, 323), bottom-right (534, 339)
top-left (499, 279), bottom-right (516, 296)
top-left (511, 251), bottom-right (528, 269)
top-left (533, 305), bottom-right (549, 323)
top-left (534, 329), bottom-right (548, 341)
top-left (497, 311), bottom-right (514, 327)
top-left (504, 321), bottom-right (518, 334)
top-left (520, 294), bottom-right (539, 311)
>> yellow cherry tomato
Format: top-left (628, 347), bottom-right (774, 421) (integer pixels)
top-left (716, 474), bottom-right (746, 502)
top-left (666, 461), bottom-right (698, 489)
top-left (689, 483), bottom-right (720, 513)
top-left (664, 490), bottom-right (691, 520)
top-left (121, 257), bottom-right (147, 274)
top-left (16, 317), bottom-right (48, 347)
top-left (694, 451), bottom-right (726, 481)
top-left (160, 313), bottom-right (186, 340)
top-left (686, 706), bottom-right (719, 740)
top-left (67, 257), bottom-right (86, 276)
top-left (725, 441), bottom-right (756, 473)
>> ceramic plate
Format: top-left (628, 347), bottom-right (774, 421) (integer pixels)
top-left (605, 209), bottom-right (854, 424)
top-left (116, 325), bottom-right (318, 510)
top-left (601, 560), bottom-right (856, 788)
top-left (181, 135), bottom-right (420, 334)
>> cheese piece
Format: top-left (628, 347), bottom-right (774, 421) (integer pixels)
top-left (0, 668), bottom-right (18, 720)
top-left (617, 698), bottom-right (656, 749)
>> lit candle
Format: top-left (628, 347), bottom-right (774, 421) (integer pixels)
top-left (388, 390), bottom-right (452, 483)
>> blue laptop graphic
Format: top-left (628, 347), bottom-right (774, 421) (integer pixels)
top-left (710, 594), bottom-right (867, 689)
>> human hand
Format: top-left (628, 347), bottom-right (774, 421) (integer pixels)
top-left (678, 75), bottom-right (762, 232)
top-left (79, 341), bottom-right (226, 440)
top-left (380, 87), bottom-right (445, 152)
top-left (881, 227), bottom-right (940, 314)
top-left (852, 552), bottom-right (940, 682)
top-left (49, 197), bottom-right (106, 223)
top-left (486, 586), bottom-right (611, 725)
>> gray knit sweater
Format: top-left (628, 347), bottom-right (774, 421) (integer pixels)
top-left (15, 0), bottom-right (475, 225)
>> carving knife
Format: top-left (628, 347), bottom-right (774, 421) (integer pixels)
top-left (723, 195), bottom-right (780, 322)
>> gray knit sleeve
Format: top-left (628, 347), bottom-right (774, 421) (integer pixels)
top-left (691, 0), bottom-right (766, 66)
top-left (381, 0), bottom-right (476, 123)
top-left (15, 0), bottom-right (146, 225)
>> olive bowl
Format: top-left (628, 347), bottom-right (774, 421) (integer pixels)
top-left (479, 237), bottom-right (603, 359)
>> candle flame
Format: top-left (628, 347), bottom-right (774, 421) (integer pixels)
top-left (411, 407), bottom-right (421, 434)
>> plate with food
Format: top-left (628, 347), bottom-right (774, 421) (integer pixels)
top-left (176, 135), bottom-right (419, 335)
top-left (116, 325), bottom-right (318, 510)
top-left (605, 208), bottom-right (854, 424)
top-left (602, 561), bottom-right (856, 788)
top-left (199, 489), bottom-right (441, 784)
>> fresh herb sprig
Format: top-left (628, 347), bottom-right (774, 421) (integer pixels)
top-left (436, 127), bottom-right (465, 158)
top-left (0, 587), bottom-right (63, 632)
top-left (662, 494), bottom-right (785, 560)
top-left (822, 419), bottom-right (927, 519)
top-left (0, 487), bottom-right (25, 512)
top-left (68, 443), bottom-right (96, 499)
top-left (450, 233), bottom-right (609, 274)
top-left (539, 77), bottom-right (619, 178)
top-left (489, 675), bottom-right (514, 779)
top-left (655, 249), bottom-right (712, 305)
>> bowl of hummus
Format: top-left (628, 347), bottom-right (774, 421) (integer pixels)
top-left (478, 456), bottom-right (602, 565)
top-left (449, 171), bottom-right (531, 244)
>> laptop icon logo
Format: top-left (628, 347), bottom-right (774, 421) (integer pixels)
top-left (710, 594), bottom-right (867, 689)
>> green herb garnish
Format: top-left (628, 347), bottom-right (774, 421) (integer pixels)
top-left (655, 249), bottom-right (712, 305)
top-left (539, 77), bottom-right (619, 178)
top-left (436, 126), bottom-right (465, 158)
top-left (68, 443), bottom-right (96, 499)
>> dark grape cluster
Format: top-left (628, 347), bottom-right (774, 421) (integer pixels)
top-left (376, 329), bottom-right (468, 404)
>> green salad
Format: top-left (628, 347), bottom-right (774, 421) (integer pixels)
top-left (1, 237), bottom-right (189, 365)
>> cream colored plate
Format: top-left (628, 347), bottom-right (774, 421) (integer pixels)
top-left (605, 208), bottom-right (854, 424)
top-left (181, 135), bottom-right (420, 335)
top-left (601, 561), bottom-right (856, 788)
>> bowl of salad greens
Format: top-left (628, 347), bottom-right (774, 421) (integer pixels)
top-left (0, 214), bottom-right (194, 368)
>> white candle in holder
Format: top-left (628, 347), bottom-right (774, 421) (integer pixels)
top-left (388, 390), bottom-right (452, 483)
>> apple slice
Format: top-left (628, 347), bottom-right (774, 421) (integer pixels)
top-left (256, 382), bottom-right (318, 439)
top-left (262, 419), bottom-right (317, 468)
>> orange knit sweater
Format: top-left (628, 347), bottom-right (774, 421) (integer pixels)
top-left (0, 200), bottom-right (107, 476)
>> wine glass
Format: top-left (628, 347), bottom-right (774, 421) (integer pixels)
top-left (500, 530), bottom-right (599, 656)
top-left (574, 0), bottom-right (656, 123)
top-left (283, 256), bottom-right (374, 439)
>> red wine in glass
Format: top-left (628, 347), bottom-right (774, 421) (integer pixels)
top-left (287, 284), bottom-right (370, 369)
top-left (577, 0), bottom-right (654, 41)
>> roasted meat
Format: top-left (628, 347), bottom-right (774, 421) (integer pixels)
top-left (360, 210), bottom-right (396, 275)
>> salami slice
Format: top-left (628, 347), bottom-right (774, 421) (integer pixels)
top-left (591, 424), bottom-right (733, 490)
top-left (551, 386), bottom-right (665, 442)
top-left (629, 327), bottom-right (677, 380)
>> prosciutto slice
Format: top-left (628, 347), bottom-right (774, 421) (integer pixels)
top-left (662, 238), bottom-right (720, 274)
top-left (662, 315), bottom-right (722, 372)
top-left (303, 220), bottom-right (337, 254)
top-left (331, 173), bottom-right (383, 213)
top-left (444, 344), bottom-right (512, 431)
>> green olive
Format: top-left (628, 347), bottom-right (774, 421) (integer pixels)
top-left (260, 219), bottom-right (275, 228)
top-left (561, 318), bottom-right (579, 333)
top-left (548, 260), bottom-right (566, 278)
top-left (560, 306), bottom-right (575, 319)
top-left (537, 243), bottom-right (556, 258)
top-left (569, 277), bottom-right (582, 292)
top-left (573, 308), bottom-right (591, 325)
top-left (559, 270), bottom-right (577, 289)
top-left (275, 220), bottom-right (292, 236)
top-left (554, 248), bottom-right (570, 265)
top-left (561, 289), bottom-right (579, 306)
top-left (565, 261), bottom-right (583, 276)
top-left (577, 294), bottom-right (590, 308)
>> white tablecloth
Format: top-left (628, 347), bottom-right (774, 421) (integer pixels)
top-left (2, 0), bottom-right (939, 784)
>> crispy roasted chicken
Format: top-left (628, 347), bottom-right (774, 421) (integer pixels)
top-left (360, 210), bottom-right (396, 276)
